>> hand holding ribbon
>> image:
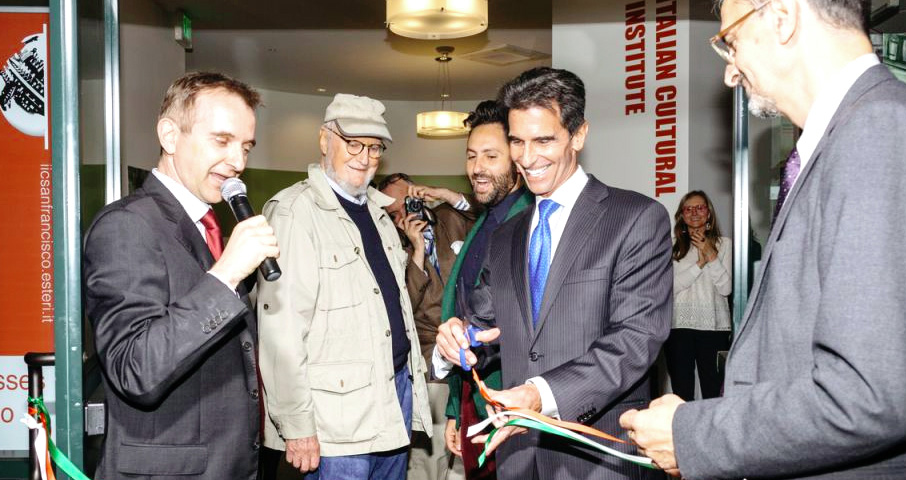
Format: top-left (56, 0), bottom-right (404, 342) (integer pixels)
top-left (619, 394), bottom-right (684, 476)
top-left (465, 367), bottom-right (654, 470)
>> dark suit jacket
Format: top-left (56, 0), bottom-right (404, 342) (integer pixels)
top-left (473, 175), bottom-right (672, 480)
top-left (403, 203), bottom-right (475, 367)
top-left (673, 65), bottom-right (906, 480)
top-left (83, 174), bottom-right (260, 479)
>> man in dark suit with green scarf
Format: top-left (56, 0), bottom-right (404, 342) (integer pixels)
top-left (431, 100), bottom-right (533, 479)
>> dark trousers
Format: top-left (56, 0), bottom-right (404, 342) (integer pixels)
top-left (664, 328), bottom-right (730, 401)
top-left (460, 380), bottom-right (496, 479)
top-left (259, 446), bottom-right (282, 480)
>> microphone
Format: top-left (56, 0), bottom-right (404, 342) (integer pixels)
top-left (221, 178), bottom-right (282, 282)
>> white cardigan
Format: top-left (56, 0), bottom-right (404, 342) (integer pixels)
top-left (672, 236), bottom-right (732, 331)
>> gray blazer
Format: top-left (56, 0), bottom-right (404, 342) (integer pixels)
top-left (673, 65), bottom-right (906, 479)
top-left (472, 175), bottom-right (672, 480)
top-left (83, 174), bottom-right (260, 479)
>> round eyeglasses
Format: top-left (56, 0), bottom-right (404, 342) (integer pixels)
top-left (327, 127), bottom-right (386, 159)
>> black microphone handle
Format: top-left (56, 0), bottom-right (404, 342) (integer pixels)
top-left (228, 195), bottom-right (282, 281)
top-left (229, 196), bottom-right (256, 221)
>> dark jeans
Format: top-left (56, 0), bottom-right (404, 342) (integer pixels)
top-left (664, 328), bottom-right (730, 401)
top-left (259, 365), bottom-right (413, 480)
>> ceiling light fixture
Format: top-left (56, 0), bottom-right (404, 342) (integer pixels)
top-left (386, 0), bottom-right (488, 40)
top-left (417, 46), bottom-right (469, 138)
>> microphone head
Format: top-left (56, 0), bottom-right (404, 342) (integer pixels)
top-left (221, 177), bottom-right (247, 202)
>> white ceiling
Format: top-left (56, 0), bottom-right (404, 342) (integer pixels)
top-left (159, 0), bottom-right (553, 100)
top-left (186, 29), bottom-right (551, 100)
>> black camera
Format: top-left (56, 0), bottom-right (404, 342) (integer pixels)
top-left (404, 196), bottom-right (436, 225)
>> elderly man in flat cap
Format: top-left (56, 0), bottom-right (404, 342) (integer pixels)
top-left (257, 94), bottom-right (432, 480)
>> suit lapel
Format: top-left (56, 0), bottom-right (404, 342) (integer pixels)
top-left (142, 174), bottom-right (216, 271)
top-left (441, 212), bottom-right (487, 321)
top-left (510, 210), bottom-right (534, 334)
top-left (735, 65), bottom-right (889, 338)
top-left (531, 178), bottom-right (608, 343)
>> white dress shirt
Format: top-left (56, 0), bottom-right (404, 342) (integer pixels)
top-left (324, 172), bottom-right (368, 204)
top-left (523, 165), bottom-right (588, 418)
top-left (153, 168), bottom-right (213, 239)
top-left (795, 53), bottom-right (880, 183)
top-left (151, 169), bottom-right (232, 289)
top-left (432, 165), bottom-right (590, 419)
top-left (529, 164), bottom-right (589, 262)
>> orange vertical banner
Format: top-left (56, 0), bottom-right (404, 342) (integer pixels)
top-left (0, 9), bottom-right (53, 355)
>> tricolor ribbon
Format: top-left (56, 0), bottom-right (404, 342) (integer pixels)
top-left (465, 369), bottom-right (655, 469)
top-left (24, 396), bottom-right (91, 480)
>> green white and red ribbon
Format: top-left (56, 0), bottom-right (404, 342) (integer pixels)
top-left (467, 409), bottom-right (654, 469)
top-left (23, 396), bottom-right (91, 480)
top-left (465, 369), bottom-right (655, 470)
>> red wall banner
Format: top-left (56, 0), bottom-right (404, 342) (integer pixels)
top-left (0, 10), bottom-right (53, 355)
top-left (0, 8), bottom-right (53, 452)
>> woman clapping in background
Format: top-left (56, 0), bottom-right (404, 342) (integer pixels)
top-left (665, 190), bottom-right (732, 400)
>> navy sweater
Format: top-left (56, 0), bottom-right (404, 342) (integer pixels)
top-left (336, 193), bottom-right (410, 372)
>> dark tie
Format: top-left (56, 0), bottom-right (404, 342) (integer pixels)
top-left (529, 199), bottom-right (560, 328)
top-left (773, 148), bottom-right (801, 222)
top-left (200, 209), bottom-right (224, 260)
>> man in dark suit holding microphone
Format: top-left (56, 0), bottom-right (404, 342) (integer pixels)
top-left (436, 67), bottom-right (672, 480)
top-left (83, 71), bottom-right (278, 479)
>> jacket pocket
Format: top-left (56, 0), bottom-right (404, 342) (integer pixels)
top-left (309, 361), bottom-right (379, 443)
top-left (117, 443), bottom-right (207, 475)
top-left (318, 246), bottom-right (363, 310)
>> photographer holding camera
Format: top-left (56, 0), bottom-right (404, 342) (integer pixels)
top-left (379, 172), bottom-right (475, 353)
top-left (378, 172), bottom-right (475, 480)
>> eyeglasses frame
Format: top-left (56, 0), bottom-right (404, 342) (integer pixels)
top-left (326, 126), bottom-right (387, 159)
top-left (682, 204), bottom-right (710, 215)
top-left (709, 0), bottom-right (770, 63)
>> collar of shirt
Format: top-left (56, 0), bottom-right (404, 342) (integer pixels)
top-left (488, 186), bottom-right (529, 225)
top-left (529, 164), bottom-right (589, 260)
top-left (796, 53), bottom-right (879, 173)
top-left (324, 172), bottom-right (368, 205)
top-left (152, 168), bottom-right (212, 238)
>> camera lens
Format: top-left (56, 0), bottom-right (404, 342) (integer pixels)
top-left (405, 196), bottom-right (423, 213)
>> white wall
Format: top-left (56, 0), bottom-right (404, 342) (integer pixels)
top-left (552, 0), bottom-right (735, 233)
top-left (252, 89), bottom-right (476, 176)
top-left (119, 0), bottom-right (186, 173)
top-left (553, 0), bottom-right (693, 221)
top-left (688, 19), bottom-right (734, 235)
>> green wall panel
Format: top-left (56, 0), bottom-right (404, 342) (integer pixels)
top-left (80, 166), bottom-right (476, 235)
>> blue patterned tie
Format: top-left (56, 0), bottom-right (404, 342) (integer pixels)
top-left (423, 225), bottom-right (440, 275)
top-left (529, 199), bottom-right (561, 328)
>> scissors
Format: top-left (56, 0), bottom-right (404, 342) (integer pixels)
top-left (459, 324), bottom-right (485, 371)
top-left (454, 276), bottom-right (487, 372)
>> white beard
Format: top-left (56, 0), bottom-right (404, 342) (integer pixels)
top-left (325, 160), bottom-right (371, 198)
top-left (747, 91), bottom-right (781, 118)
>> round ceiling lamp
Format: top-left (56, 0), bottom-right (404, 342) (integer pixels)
top-left (417, 110), bottom-right (469, 137)
top-left (386, 0), bottom-right (488, 40)
top-left (417, 46), bottom-right (470, 138)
